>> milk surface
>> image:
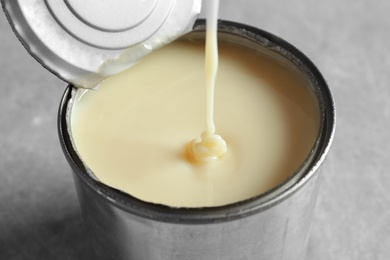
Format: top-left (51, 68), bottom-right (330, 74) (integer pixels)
top-left (70, 40), bottom-right (320, 207)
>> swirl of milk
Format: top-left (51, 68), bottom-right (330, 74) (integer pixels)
top-left (189, 131), bottom-right (227, 163)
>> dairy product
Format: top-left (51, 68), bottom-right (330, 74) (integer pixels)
top-left (188, 0), bottom-right (227, 163)
top-left (70, 40), bottom-right (319, 208)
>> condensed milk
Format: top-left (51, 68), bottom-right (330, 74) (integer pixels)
top-left (70, 38), bottom-right (320, 208)
top-left (60, 21), bottom-right (335, 260)
top-left (188, 0), bottom-right (227, 164)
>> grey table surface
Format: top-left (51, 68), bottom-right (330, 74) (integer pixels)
top-left (0, 1), bottom-right (389, 259)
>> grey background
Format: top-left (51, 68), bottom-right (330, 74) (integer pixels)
top-left (0, 0), bottom-right (389, 259)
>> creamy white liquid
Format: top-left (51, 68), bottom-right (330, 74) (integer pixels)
top-left (70, 40), bottom-right (320, 208)
top-left (188, 0), bottom-right (227, 163)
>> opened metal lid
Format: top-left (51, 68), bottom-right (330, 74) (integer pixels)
top-left (2, 0), bottom-right (202, 88)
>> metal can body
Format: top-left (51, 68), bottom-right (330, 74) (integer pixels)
top-left (71, 170), bottom-right (320, 260)
top-left (58, 20), bottom-right (335, 260)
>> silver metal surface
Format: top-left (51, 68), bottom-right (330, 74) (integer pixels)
top-left (73, 168), bottom-right (321, 260)
top-left (1, 0), bottom-right (202, 88)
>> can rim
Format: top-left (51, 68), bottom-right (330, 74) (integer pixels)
top-left (58, 20), bottom-right (336, 224)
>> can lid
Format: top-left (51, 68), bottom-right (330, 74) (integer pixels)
top-left (2, 0), bottom-right (202, 88)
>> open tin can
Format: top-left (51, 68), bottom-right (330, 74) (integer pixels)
top-left (58, 20), bottom-right (335, 260)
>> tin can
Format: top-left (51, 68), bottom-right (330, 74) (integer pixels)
top-left (58, 20), bottom-right (335, 260)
